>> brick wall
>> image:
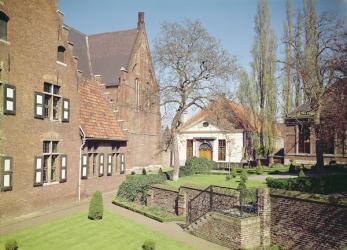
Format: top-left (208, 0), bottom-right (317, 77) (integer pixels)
top-left (147, 184), bottom-right (180, 214)
top-left (147, 185), bottom-right (240, 218)
top-left (270, 190), bottom-right (347, 249)
top-left (0, 0), bottom-right (81, 218)
top-left (80, 175), bottom-right (125, 198)
top-left (191, 212), bottom-right (261, 249)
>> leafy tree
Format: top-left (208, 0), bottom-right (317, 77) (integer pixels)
top-left (154, 20), bottom-right (236, 180)
top-left (249, 0), bottom-right (278, 159)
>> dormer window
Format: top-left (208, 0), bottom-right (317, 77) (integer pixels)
top-left (0, 11), bottom-right (9, 41)
top-left (57, 46), bottom-right (65, 63)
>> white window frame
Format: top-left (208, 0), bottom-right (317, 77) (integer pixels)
top-left (81, 154), bottom-right (88, 179)
top-left (60, 154), bottom-right (67, 183)
top-left (99, 153), bottom-right (104, 177)
top-left (1, 156), bottom-right (13, 191)
top-left (3, 84), bottom-right (16, 115)
top-left (107, 154), bottom-right (113, 176)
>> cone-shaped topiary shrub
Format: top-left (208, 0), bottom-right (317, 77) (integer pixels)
top-left (5, 239), bottom-right (18, 250)
top-left (298, 169), bottom-right (305, 177)
top-left (240, 169), bottom-right (248, 182)
top-left (88, 190), bottom-right (103, 220)
top-left (237, 180), bottom-right (247, 191)
top-left (142, 239), bottom-right (155, 250)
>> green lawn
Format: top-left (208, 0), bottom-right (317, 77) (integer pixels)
top-left (0, 211), bottom-right (193, 250)
top-left (165, 174), bottom-right (267, 189)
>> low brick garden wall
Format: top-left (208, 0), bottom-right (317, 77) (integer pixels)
top-left (147, 184), bottom-right (241, 217)
top-left (145, 184), bottom-right (347, 249)
top-left (270, 189), bottom-right (347, 249)
top-left (190, 212), bottom-right (261, 249)
top-left (146, 184), bottom-right (181, 215)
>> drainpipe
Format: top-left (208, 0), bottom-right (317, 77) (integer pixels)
top-left (79, 126), bottom-right (86, 202)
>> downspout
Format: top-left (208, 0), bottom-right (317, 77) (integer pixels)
top-left (79, 126), bottom-right (86, 202)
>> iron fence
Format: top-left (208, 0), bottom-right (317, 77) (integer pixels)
top-left (187, 185), bottom-right (258, 225)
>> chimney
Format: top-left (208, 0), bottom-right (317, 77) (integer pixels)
top-left (138, 12), bottom-right (144, 29)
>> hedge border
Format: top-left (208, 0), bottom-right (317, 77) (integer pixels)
top-left (112, 199), bottom-right (185, 223)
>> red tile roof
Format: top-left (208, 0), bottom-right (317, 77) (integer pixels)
top-left (80, 80), bottom-right (126, 141)
top-left (181, 97), bottom-right (259, 132)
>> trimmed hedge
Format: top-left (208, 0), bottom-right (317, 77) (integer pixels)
top-left (266, 174), bottom-right (347, 194)
top-left (117, 174), bottom-right (166, 202)
top-left (88, 191), bottom-right (103, 220)
top-left (179, 157), bottom-right (216, 177)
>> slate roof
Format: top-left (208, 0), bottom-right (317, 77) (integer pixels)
top-left (80, 80), bottom-right (126, 141)
top-left (66, 26), bottom-right (92, 79)
top-left (67, 27), bottom-right (138, 86)
top-left (181, 97), bottom-right (259, 132)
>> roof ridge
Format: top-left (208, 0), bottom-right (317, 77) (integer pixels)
top-left (64, 24), bottom-right (87, 36)
top-left (88, 28), bottom-right (138, 37)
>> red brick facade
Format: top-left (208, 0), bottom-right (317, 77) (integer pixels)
top-left (0, 1), bottom-right (161, 218)
top-left (284, 82), bottom-right (347, 165)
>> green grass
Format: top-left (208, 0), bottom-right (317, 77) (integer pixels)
top-left (0, 211), bottom-right (193, 250)
top-left (113, 198), bottom-right (185, 222)
top-left (165, 174), bottom-right (267, 189)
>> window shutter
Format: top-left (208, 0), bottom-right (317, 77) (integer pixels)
top-left (34, 92), bottom-right (44, 119)
top-left (34, 156), bottom-right (43, 186)
top-left (60, 155), bottom-right (67, 183)
top-left (81, 154), bottom-right (88, 179)
top-left (120, 153), bottom-right (125, 174)
top-left (3, 84), bottom-right (16, 115)
top-left (1, 156), bottom-right (13, 191)
top-left (99, 154), bottom-right (104, 177)
top-left (107, 154), bottom-right (113, 176)
top-left (62, 98), bottom-right (70, 122)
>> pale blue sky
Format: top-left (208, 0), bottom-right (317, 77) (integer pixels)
top-left (60, 0), bottom-right (347, 73)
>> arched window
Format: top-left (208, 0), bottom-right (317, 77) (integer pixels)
top-left (57, 46), bottom-right (65, 63)
top-left (0, 11), bottom-right (9, 41)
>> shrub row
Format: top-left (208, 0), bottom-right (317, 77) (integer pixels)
top-left (179, 157), bottom-right (216, 177)
top-left (266, 174), bottom-right (347, 194)
top-left (117, 174), bottom-right (166, 202)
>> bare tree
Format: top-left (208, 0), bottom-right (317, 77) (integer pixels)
top-left (154, 20), bottom-right (236, 180)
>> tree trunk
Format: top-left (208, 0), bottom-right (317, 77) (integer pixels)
top-left (314, 109), bottom-right (324, 172)
top-left (171, 131), bottom-right (180, 181)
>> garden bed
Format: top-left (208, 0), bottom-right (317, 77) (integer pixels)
top-left (112, 198), bottom-right (185, 222)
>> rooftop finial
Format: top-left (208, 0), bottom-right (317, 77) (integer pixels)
top-left (138, 12), bottom-right (144, 28)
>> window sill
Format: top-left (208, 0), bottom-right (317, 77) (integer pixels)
top-left (56, 61), bottom-right (67, 67)
top-left (0, 39), bottom-right (10, 45)
top-left (43, 181), bottom-right (59, 186)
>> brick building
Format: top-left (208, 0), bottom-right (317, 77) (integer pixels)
top-left (67, 12), bottom-right (162, 173)
top-left (284, 81), bottom-right (347, 165)
top-left (0, 0), bottom-right (161, 218)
